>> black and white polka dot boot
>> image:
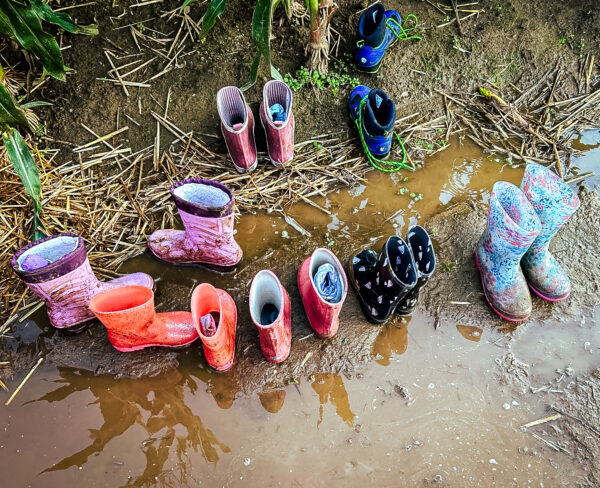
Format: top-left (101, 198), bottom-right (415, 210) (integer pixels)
top-left (347, 236), bottom-right (417, 324)
top-left (395, 226), bottom-right (437, 316)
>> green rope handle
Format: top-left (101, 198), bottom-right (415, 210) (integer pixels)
top-left (355, 96), bottom-right (413, 173)
top-left (387, 14), bottom-right (421, 42)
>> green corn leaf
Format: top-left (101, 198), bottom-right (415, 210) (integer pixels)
top-left (270, 64), bottom-right (283, 81)
top-left (3, 128), bottom-right (42, 216)
top-left (0, 81), bottom-right (30, 129)
top-left (240, 52), bottom-right (261, 91)
top-left (29, 0), bottom-right (98, 35)
top-left (180, 0), bottom-right (199, 10)
top-left (20, 100), bottom-right (52, 109)
top-left (252, 0), bottom-right (273, 63)
top-left (0, 0), bottom-right (66, 80)
top-left (199, 0), bottom-right (227, 40)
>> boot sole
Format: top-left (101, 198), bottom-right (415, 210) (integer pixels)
top-left (474, 249), bottom-right (529, 322)
top-left (357, 58), bottom-right (384, 74)
top-left (527, 283), bottom-right (570, 302)
top-left (111, 336), bottom-right (199, 352)
top-left (347, 257), bottom-right (388, 325)
top-left (147, 250), bottom-right (240, 274)
top-left (233, 158), bottom-right (258, 174)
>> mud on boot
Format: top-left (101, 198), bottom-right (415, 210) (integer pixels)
top-left (11, 233), bottom-right (154, 331)
top-left (348, 236), bottom-right (417, 324)
top-left (147, 178), bottom-right (243, 270)
top-left (475, 182), bottom-right (542, 322)
top-left (520, 163), bottom-right (580, 301)
top-left (396, 225), bottom-right (436, 315)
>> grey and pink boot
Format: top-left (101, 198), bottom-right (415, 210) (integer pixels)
top-left (217, 86), bottom-right (257, 173)
top-left (259, 80), bottom-right (294, 166)
top-left (147, 178), bottom-right (242, 270)
top-left (11, 233), bottom-right (154, 331)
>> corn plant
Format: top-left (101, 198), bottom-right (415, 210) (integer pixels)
top-left (0, 0), bottom-right (97, 238)
top-left (0, 0), bottom-right (98, 80)
top-left (306, 0), bottom-right (337, 74)
top-left (0, 81), bottom-right (43, 238)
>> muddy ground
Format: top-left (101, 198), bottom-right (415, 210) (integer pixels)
top-left (42, 0), bottom-right (600, 158)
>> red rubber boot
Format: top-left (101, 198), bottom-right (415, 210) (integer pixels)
top-left (89, 286), bottom-right (199, 352)
top-left (249, 270), bottom-right (291, 363)
top-left (298, 248), bottom-right (347, 338)
top-left (191, 283), bottom-right (237, 372)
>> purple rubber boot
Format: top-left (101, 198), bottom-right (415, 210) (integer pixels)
top-left (520, 163), bottom-right (580, 301)
top-left (11, 233), bottom-right (154, 331)
top-left (147, 178), bottom-right (242, 270)
top-left (475, 182), bottom-right (542, 322)
top-left (259, 80), bottom-right (294, 167)
top-left (217, 86), bottom-right (257, 173)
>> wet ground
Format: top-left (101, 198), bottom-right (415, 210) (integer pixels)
top-left (2, 136), bottom-right (599, 487)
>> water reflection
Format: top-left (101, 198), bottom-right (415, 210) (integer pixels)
top-left (31, 367), bottom-right (232, 486)
top-left (456, 324), bottom-right (483, 342)
top-left (311, 373), bottom-right (355, 427)
top-left (258, 389), bottom-right (286, 413)
top-left (370, 318), bottom-right (410, 366)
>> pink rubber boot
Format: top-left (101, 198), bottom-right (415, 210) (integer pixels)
top-left (147, 178), bottom-right (243, 270)
top-left (217, 86), bottom-right (257, 173)
top-left (11, 233), bottom-right (154, 331)
top-left (298, 248), bottom-right (347, 338)
top-left (259, 80), bottom-right (294, 166)
top-left (249, 270), bottom-right (292, 363)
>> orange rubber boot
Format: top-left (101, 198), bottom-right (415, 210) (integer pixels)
top-left (89, 286), bottom-right (199, 352)
top-left (191, 283), bottom-right (237, 372)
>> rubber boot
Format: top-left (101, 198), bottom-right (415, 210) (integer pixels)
top-left (217, 86), bottom-right (257, 173)
top-left (259, 80), bottom-right (294, 166)
top-left (396, 225), bottom-right (437, 315)
top-left (520, 163), bottom-right (580, 301)
top-left (475, 181), bottom-right (542, 321)
top-left (249, 270), bottom-right (291, 363)
top-left (355, 3), bottom-right (405, 73)
top-left (11, 233), bottom-right (154, 331)
top-left (348, 236), bottom-right (417, 324)
top-left (147, 178), bottom-right (242, 270)
top-left (88, 286), bottom-right (199, 352)
top-left (191, 283), bottom-right (237, 372)
top-left (349, 85), bottom-right (395, 159)
top-left (298, 248), bottom-right (347, 338)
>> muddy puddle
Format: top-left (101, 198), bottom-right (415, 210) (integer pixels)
top-left (2, 138), bottom-right (599, 487)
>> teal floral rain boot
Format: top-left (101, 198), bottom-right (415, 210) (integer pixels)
top-left (520, 163), bottom-right (580, 301)
top-left (475, 182), bottom-right (542, 322)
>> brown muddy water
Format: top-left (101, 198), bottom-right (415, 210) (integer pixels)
top-left (2, 138), bottom-right (599, 487)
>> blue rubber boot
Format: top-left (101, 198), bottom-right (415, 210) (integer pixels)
top-left (475, 182), bottom-right (542, 322)
top-left (355, 3), bottom-right (420, 73)
top-left (349, 85), bottom-right (395, 158)
top-left (520, 163), bottom-right (580, 301)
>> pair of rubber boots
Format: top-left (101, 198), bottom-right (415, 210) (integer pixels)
top-left (475, 163), bottom-right (580, 322)
top-left (248, 248), bottom-right (347, 364)
top-left (348, 226), bottom-right (437, 324)
top-left (355, 3), bottom-right (419, 73)
top-left (88, 283), bottom-right (237, 371)
top-left (217, 80), bottom-right (294, 172)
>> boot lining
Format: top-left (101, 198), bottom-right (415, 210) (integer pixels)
top-left (310, 249), bottom-right (345, 301)
top-left (17, 235), bottom-right (79, 270)
top-left (250, 272), bottom-right (282, 326)
top-left (174, 182), bottom-right (231, 209)
top-left (217, 86), bottom-right (247, 129)
top-left (264, 80), bottom-right (292, 117)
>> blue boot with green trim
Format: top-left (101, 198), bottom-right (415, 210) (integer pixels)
top-left (355, 3), bottom-right (420, 73)
top-left (349, 85), bottom-right (410, 173)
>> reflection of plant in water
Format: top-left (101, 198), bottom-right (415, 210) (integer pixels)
top-left (31, 367), bottom-right (234, 486)
top-left (310, 373), bottom-right (355, 427)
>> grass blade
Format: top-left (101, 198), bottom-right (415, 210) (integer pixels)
top-left (200, 0), bottom-right (227, 41)
top-left (29, 0), bottom-right (98, 35)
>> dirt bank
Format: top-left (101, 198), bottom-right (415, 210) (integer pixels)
top-left (42, 0), bottom-right (600, 158)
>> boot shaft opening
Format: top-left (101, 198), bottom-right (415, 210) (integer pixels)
top-left (250, 271), bottom-right (283, 327)
top-left (310, 249), bottom-right (345, 304)
top-left (406, 226), bottom-right (436, 277)
top-left (217, 86), bottom-right (247, 130)
top-left (89, 286), bottom-right (155, 330)
top-left (492, 181), bottom-right (541, 236)
top-left (171, 178), bottom-right (234, 218)
top-left (263, 80), bottom-right (292, 127)
top-left (384, 236), bottom-right (417, 287)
